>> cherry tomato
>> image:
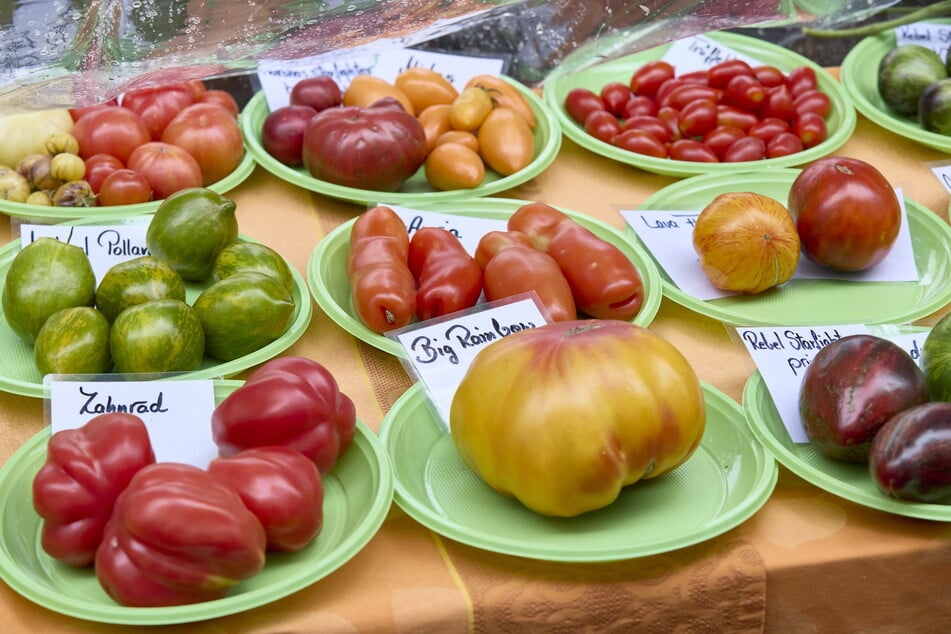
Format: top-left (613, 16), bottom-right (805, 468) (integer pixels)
top-left (758, 85), bottom-right (795, 122)
top-left (290, 76), bottom-right (342, 112)
top-left (706, 59), bottom-right (754, 89)
top-left (84, 153), bottom-right (124, 194)
top-left (793, 89), bottom-right (832, 119)
top-left (748, 117), bottom-right (790, 143)
top-left (612, 129), bottom-right (668, 158)
top-left (786, 66), bottom-right (818, 97)
top-left (723, 74), bottom-right (766, 110)
top-left (717, 105), bottom-right (759, 131)
top-left (656, 106), bottom-right (682, 141)
top-left (629, 61), bottom-right (676, 98)
top-left (721, 136), bottom-right (766, 162)
top-left (752, 65), bottom-right (787, 88)
top-left (126, 141), bottom-right (203, 200)
top-left (702, 125), bottom-right (747, 159)
top-left (623, 114), bottom-right (672, 143)
top-left (600, 81), bottom-right (632, 117)
top-left (766, 131), bottom-right (803, 158)
top-left (793, 112), bottom-right (827, 148)
top-left (564, 88), bottom-right (605, 124)
top-left (121, 83), bottom-right (196, 140)
top-left (654, 78), bottom-right (684, 107)
top-left (679, 70), bottom-right (710, 85)
top-left (679, 99), bottom-right (717, 137)
top-left (668, 139), bottom-right (718, 162)
top-left (584, 110), bottom-right (622, 143)
top-left (660, 83), bottom-right (719, 110)
top-left (622, 95), bottom-right (657, 118)
top-left (161, 103), bottom-right (245, 185)
top-left (199, 89), bottom-right (240, 117)
top-left (98, 168), bottom-right (152, 206)
top-left (261, 104), bottom-right (317, 166)
top-left (72, 106), bottom-right (151, 163)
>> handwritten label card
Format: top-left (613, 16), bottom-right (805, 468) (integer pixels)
top-left (386, 205), bottom-right (507, 256)
top-left (22, 221), bottom-right (150, 284)
top-left (895, 21), bottom-right (951, 62)
top-left (738, 325), bottom-right (928, 443)
top-left (48, 378), bottom-right (218, 468)
top-left (619, 193), bottom-right (917, 301)
top-left (929, 161), bottom-right (951, 194)
top-left (388, 296), bottom-right (548, 429)
top-left (661, 34), bottom-right (763, 74)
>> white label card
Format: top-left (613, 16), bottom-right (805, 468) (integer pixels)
top-left (894, 21), bottom-right (951, 61)
top-left (388, 296), bottom-right (548, 430)
top-left (48, 378), bottom-right (218, 468)
top-left (257, 49), bottom-right (504, 112)
top-left (661, 35), bottom-right (764, 74)
top-left (929, 162), bottom-right (951, 194)
top-left (619, 190), bottom-right (917, 301)
top-left (738, 325), bottom-right (928, 443)
top-left (21, 221), bottom-right (150, 285)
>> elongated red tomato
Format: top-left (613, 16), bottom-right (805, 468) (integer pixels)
top-left (408, 227), bottom-right (483, 321)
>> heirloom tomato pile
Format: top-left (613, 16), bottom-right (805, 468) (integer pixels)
top-left (564, 59), bottom-right (832, 162)
top-left (261, 70), bottom-right (538, 191)
top-left (0, 80), bottom-right (243, 207)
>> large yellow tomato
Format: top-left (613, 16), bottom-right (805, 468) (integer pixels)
top-left (449, 319), bottom-right (706, 517)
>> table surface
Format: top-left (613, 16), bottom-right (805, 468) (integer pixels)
top-left (1, 75), bottom-right (951, 632)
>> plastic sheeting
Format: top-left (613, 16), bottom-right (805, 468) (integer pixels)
top-left (0, 0), bottom-right (902, 114)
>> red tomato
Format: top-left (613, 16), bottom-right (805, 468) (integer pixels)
top-left (622, 95), bottom-right (657, 118)
top-left (654, 78), bottom-right (684, 107)
top-left (723, 74), bottom-right (765, 110)
top-left (69, 98), bottom-right (120, 122)
top-left (679, 70), bottom-right (710, 85)
top-left (793, 112), bottom-right (827, 148)
top-left (98, 168), bottom-right (152, 206)
top-left (564, 88), bottom-right (605, 124)
top-left (126, 142), bottom-right (203, 200)
top-left (766, 131), bottom-right (804, 158)
top-left (161, 103), bottom-right (245, 185)
top-left (748, 117), bottom-right (790, 143)
top-left (660, 83), bottom-right (718, 110)
top-left (599, 82), bottom-right (632, 117)
top-left (669, 139), bottom-right (718, 162)
top-left (706, 59), bottom-right (754, 89)
top-left (184, 80), bottom-right (208, 100)
top-left (752, 65), bottom-right (787, 88)
top-left (583, 110), bottom-right (622, 143)
top-left (622, 115), bottom-right (672, 143)
top-left (612, 129), bottom-right (668, 158)
top-left (758, 85), bottom-right (795, 122)
top-left (72, 106), bottom-right (151, 163)
top-left (787, 66), bottom-right (818, 97)
top-left (722, 136), bottom-right (766, 162)
top-left (656, 106), bottom-right (683, 141)
top-left (629, 61), bottom-right (676, 98)
top-left (199, 89), bottom-right (240, 117)
top-left (84, 153), bottom-right (125, 194)
top-left (788, 156), bottom-right (902, 271)
top-left (679, 99), bottom-right (717, 137)
top-left (290, 76), bottom-right (342, 112)
top-left (121, 83), bottom-right (196, 140)
top-left (793, 89), bottom-right (831, 119)
top-left (716, 105), bottom-right (758, 131)
top-left (261, 105), bottom-right (317, 166)
top-left (702, 126), bottom-right (746, 159)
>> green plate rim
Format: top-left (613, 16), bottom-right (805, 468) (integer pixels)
top-left (634, 168), bottom-right (951, 326)
top-left (0, 217), bottom-right (313, 398)
top-left (741, 327), bottom-right (951, 522)
top-left (0, 383), bottom-right (394, 625)
top-left (840, 19), bottom-right (951, 154)
top-left (306, 197), bottom-right (664, 357)
top-left (542, 30), bottom-right (857, 177)
top-left (240, 78), bottom-right (562, 205)
top-left (379, 381), bottom-right (777, 562)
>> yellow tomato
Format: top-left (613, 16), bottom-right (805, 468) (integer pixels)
top-left (424, 142), bottom-right (485, 190)
top-left (477, 107), bottom-right (535, 176)
top-left (448, 86), bottom-right (493, 132)
top-left (464, 74), bottom-right (536, 128)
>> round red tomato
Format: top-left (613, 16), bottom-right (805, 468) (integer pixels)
top-left (262, 105), bottom-right (317, 166)
top-left (788, 156), bottom-right (902, 271)
top-left (72, 106), bottom-right (151, 163)
top-left (290, 76), bottom-right (342, 112)
top-left (121, 83), bottom-right (196, 140)
top-left (161, 103), bottom-right (244, 185)
top-left (84, 153), bottom-right (125, 194)
top-left (69, 97), bottom-right (119, 122)
top-left (199, 90), bottom-right (240, 117)
top-left (126, 141), bottom-right (203, 200)
top-left (98, 169), bottom-right (152, 206)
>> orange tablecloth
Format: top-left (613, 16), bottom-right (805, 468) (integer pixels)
top-left (1, 84), bottom-right (950, 632)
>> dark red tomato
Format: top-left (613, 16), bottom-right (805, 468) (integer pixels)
top-left (72, 106), bottom-right (151, 163)
top-left (723, 74), bottom-right (766, 110)
top-left (84, 153), bottom-right (124, 194)
top-left (679, 70), bottom-right (710, 85)
top-left (758, 85), bottom-right (795, 122)
top-left (656, 106), bottom-right (682, 141)
top-left (752, 65), bottom-right (787, 88)
top-left (564, 87), bottom-right (606, 124)
top-left (290, 75), bottom-right (342, 112)
top-left (706, 59), bottom-right (754, 89)
top-left (261, 104), bottom-right (317, 166)
top-left (622, 95), bottom-right (657, 118)
top-left (786, 66), bottom-right (818, 97)
top-left (793, 89), bottom-right (831, 119)
top-left (600, 81), bottom-right (632, 117)
top-left (702, 125), bottom-right (746, 159)
top-left (612, 129), bottom-right (668, 158)
top-left (584, 109), bottom-right (622, 143)
top-left (121, 83), bottom-right (196, 140)
top-left (748, 117), bottom-right (790, 143)
top-left (69, 98), bottom-right (120, 122)
top-left (794, 112), bottom-right (827, 148)
top-left (629, 60), bottom-right (676, 98)
top-left (679, 99), bottom-right (717, 137)
top-left (722, 136), bottom-right (766, 162)
top-left (716, 105), bottom-right (758, 131)
top-left (98, 168), bottom-right (152, 206)
top-left (623, 115), bottom-right (672, 143)
top-left (660, 83), bottom-right (719, 110)
top-left (669, 138), bottom-right (718, 162)
top-left (199, 89), bottom-right (240, 117)
top-left (766, 131), bottom-right (803, 158)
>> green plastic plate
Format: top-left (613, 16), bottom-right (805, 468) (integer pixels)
top-left (380, 381), bottom-right (776, 562)
top-left (634, 169), bottom-right (951, 326)
top-left (0, 381), bottom-right (394, 625)
top-left (0, 146), bottom-right (256, 221)
top-left (0, 217), bottom-right (313, 398)
top-left (543, 30), bottom-right (856, 178)
top-left (240, 78), bottom-right (562, 205)
top-left (307, 197), bottom-right (664, 357)
top-left (742, 328), bottom-right (951, 522)
top-left (841, 19), bottom-right (951, 154)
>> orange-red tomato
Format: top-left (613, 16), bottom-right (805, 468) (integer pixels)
top-left (161, 102), bottom-right (244, 185)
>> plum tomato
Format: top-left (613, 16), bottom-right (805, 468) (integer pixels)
top-left (702, 126), bottom-right (747, 159)
top-left (72, 106), bottom-right (151, 163)
top-left (600, 81), bottom-right (632, 117)
top-left (657, 106), bottom-right (683, 141)
top-left (786, 66), bottom-right (818, 97)
top-left (716, 105), bottom-right (759, 132)
top-left (668, 139), bottom-right (718, 162)
top-left (721, 136), bottom-right (766, 162)
top-left (583, 109), bottom-right (622, 143)
top-left (564, 88), bottom-right (605, 124)
top-left (793, 89), bottom-right (831, 119)
top-left (766, 131), bottom-right (803, 158)
top-left (758, 85), bottom-right (795, 121)
top-left (629, 60), bottom-right (676, 98)
top-left (706, 59), bottom-right (754, 89)
top-left (678, 70), bottom-right (710, 85)
top-left (84, 153), bottom-right (125, 194)
top-left (723, 74), bottom-right (766, 110)
top-left (748, 117), bottom-right (790, 144)
top-left (290, 75), bottom-right (342, 112)
top-left (793, 112), bottom-right (827, 148)
top-left (679, 99), bottom-right (717, 137)
top-left (622, 95), bottom-right (657, 118)
top-left (752, 65), bottom-right (788, 88)
top-left (613, 129), bottom-right (668, 158)
top-left (261, 104), bottom-right (318, 166)
top-left (98, 168), bottom-right (152, 206)
top-left (660, 83), bottom-right (718, 110)
top-left (623, 115), bottom-right (672, 143)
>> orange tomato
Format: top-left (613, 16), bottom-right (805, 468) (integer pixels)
top-left (424, 143), bottom-right (485, 190)
top-left (477, 107), bottom-right (535, 176)
top-left (416, 104), bottom-right (453, 153)
top-left (435, 129), bottom-right (479, 153)
top-left (343, 75), bottom-right (414, 115)
top-left (464, 74), bottom-right (536, 128)
top-left (449, 86), bottom-right (493, 131)
top-left (394, 68), bottom-right (459, 113)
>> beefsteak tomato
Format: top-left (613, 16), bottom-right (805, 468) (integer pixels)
top-left (161, 103), bottom-right (245, 185)
top-left (72, 106), bottom-right (151, 164)
top-left (121, 83), bottom-right (196, 140)
top-left (126, 141), bottom-right (203, 200)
